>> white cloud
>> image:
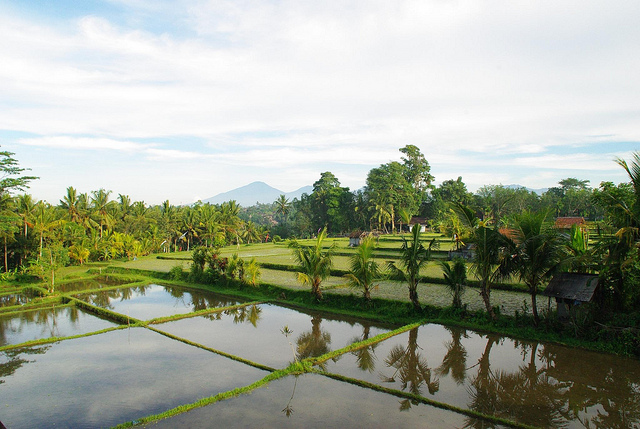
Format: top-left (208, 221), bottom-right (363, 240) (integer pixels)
top-left (1, 0), bottom-right (639, 203)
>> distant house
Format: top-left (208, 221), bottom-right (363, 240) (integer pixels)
top-left (554, 217), bottom-right (586, 230)
top-left (349, 231), bottom-right (365, 247)
top-left (349, 231), bottom-right (379, 246)
top-left (408, 217), bottom-right (429, 232)
top-left (543, 272), bottom-right (599, 319)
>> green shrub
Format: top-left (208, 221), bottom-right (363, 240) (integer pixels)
top-left (169, 266), bottom-right (186, 281)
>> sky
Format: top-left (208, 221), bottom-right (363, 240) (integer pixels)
top-left (0, 0), bottom-right (638, 206)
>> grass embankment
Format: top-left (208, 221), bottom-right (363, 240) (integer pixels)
top-left (115, 317), bottom-right (534, 429)
top-left (102, 265), bottom-right (639, 357)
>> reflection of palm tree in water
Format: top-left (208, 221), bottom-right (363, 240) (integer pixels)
top-left (349, 324), bottom-right (379, 373)
top-left (281, 375), bottom-right (299, 418)
top-left (296, 316), bottom-right (331, 368)
top-left (380, 327), bottom-right (439, 410)
top-left (436, 326), bottom-right (468, 385)
top-left (227, 304), bottom-right (262, 327)
top-left (465, 337), bottom-right (567, 429)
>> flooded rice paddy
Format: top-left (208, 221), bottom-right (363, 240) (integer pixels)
top-left (1, 279), bottom-right (639, 428)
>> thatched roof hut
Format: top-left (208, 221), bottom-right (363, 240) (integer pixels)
top-left (543, 272), bottom-right (599, 319)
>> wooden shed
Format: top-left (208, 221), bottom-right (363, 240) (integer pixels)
top-left (543, 272), bottom-right (599, 319)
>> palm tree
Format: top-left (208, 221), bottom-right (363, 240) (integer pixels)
top-left (452, 202), bottom-right (505, 320)
top-left (274, 194), bottom-right (291, 223)
top-left (500, 210), bottom-right (567, 326)
top-left (397, 207), bottom-right (413, 234)
top-left (439, 257), bottom-right (467, 308)
top-left (289, 227), bottom-right (335, 300)
top-left (32, 202), bottom-right (65, 259)
top-left (60, 186), bottom-right (80, 222)
top-left (91, 188), bottom-right (114, 238)
top-left (387, 224), bottom-right (436, 311)
top-left (345, 235), bottom-right (383, 301)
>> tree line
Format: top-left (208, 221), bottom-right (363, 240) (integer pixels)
top-left (245, 145), bottom-right (609, 239)
top-left (1, 145), bottom-right (638, 313)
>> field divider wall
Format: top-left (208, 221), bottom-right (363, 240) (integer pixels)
top-left (146, 325), bottom-right (277, 372)
top-left (315, 370), bottom-right (537, 429)
top-left (312, 321), bottom-right (422, 365)
top-left (146, 301), bottom-right (266, 325)
top-left (64, 296), bottom-right (145, 326)
top-left (112, 366), bottom-right (295, 428)
top-left (0, 325), bottom-right (130, 352)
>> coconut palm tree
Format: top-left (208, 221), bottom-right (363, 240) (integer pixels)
top-left (289, 227), bottom-right (335, 300)
top-left (387, 224), bottom-right (436, 311)
top-left (91, 188), bottom-right (114, 238)
top-left (345, 235), bottom-right (383, 301)
top-left (500, 210), bottom-right (568, 326)
top-left (397, 207), bottom-right (413, 234)
top-left (452, 202), bottom-right (505, 321)
top-left (274, 194), bottom-right (291, 223)
top-left (32, 202), bottom-right (65, 259)
top-left (439, 257), bottom-right (467, 308)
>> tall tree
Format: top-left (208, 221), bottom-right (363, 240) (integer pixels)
top-left (274, 194), bottom-right (291, 223)
top-left (310, 172), bottom-right (352, 233)
top-left (366, 161), bottom-right (417, 232)
top-left (453, 202), bottom-right (505, 320)
top-left (399, 145), bottom-right (434, 195)
top-left (0, 149), bottom-right (38, 195)
top-left (500, 211), bottom-right (567, 325)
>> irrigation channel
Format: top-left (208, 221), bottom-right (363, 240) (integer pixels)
top-left (1, 278), bottom-right (639, 428)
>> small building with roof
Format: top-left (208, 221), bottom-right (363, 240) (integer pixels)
top-left (554, 217), bottom-right (587, 230)
top-left (543, 272), bottom-right (599, 319)
top-left (408, 217), bottom-right (429, 232)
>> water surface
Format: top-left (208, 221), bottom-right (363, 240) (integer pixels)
top-left (0, 305), bottom-right (117, 347)
top-left (144, 373), bottom-right (481, 429)
top-left (75, 284), bottom-right (245, 320)
top-left (322, 323), bottom-right (640, 428)
top-left (0, 327), bottom-right (268, 429)
top-left (57, 275), bottom-right (133, 293)
top-left (155, 303), bottom-right (390, 368)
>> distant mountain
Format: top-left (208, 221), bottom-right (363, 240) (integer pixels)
top-left (202, 181), bottom-right (312, 207)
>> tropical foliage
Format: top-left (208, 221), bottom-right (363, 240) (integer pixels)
top-left (289, 228), bottom-right (335, 300)
top-left (387, 224), bottom-right (437, 311)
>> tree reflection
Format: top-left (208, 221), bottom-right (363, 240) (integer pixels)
top-left (380, 327), bottom-right (439, 410)
top-left (0, 346), bottom-right (50, 384)
top-left (226, 304), bottom-right (262, 327)
top-left (349, 324), bottom-right (379, 373)
top-left (544, 343), bottom-right (640, 429)
top-left (296, 316), bottom-right (331, 369)
top-left (436, 326), bottom-right (468, 385)
top-left (466, 337), bottom-right (569, 428)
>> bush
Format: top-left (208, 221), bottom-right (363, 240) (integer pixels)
top-left (169, 265), bottom-right (186, 281)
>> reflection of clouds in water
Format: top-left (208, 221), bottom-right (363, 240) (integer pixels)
top-left (0, 306), bottom-right (115, 347)
top-left (1, 328), bottom-right (267, 428)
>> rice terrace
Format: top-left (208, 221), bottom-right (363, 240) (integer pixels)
top-left (2, 2), bottom-right (640, 427)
